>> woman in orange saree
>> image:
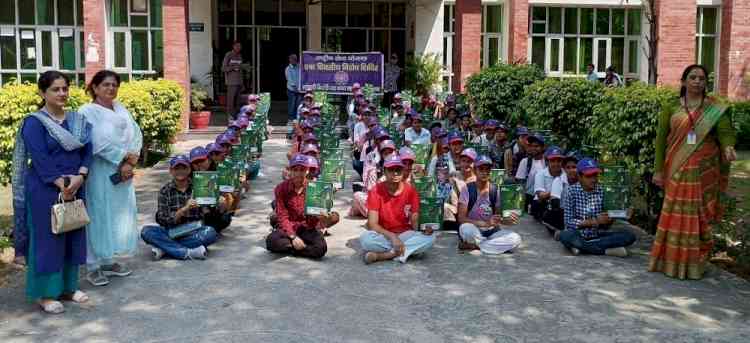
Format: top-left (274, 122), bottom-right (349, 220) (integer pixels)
top-left (649, 65), bottom-right (737, 280)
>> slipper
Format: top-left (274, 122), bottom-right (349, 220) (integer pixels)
top-left (39, 300), bottom-right (65, 314)
top-left (60, 290), bottom-right (89, 303)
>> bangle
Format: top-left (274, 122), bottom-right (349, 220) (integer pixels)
top-left (79, 172), bottom-right (88, 180)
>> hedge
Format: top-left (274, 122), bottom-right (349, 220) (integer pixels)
top-left (731, 100), bottom-right (750, 149)
top-left (0, 79), bottom-right (184, 185)
top-left (521, 78), bottom-right (605, 149)
top-left (465, 63), bottom-right (545, 122)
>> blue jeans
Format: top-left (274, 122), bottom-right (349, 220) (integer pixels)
top-left (287, 89), bottom-right (301, 121)
top-left (141, 225), bottom-right (218, 259)
top-left (559, 229), bottom-right (636, 255)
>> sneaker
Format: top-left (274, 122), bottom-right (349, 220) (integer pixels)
top-left (86, 269), bottom-right (110, 287)
top-left (570, 247), bottom-right (581, 256)
top-left (605, 247), bottom-right (628, 258)
top-left (187, 246), bottom-right (207, 260)
top-left (151, 247), bottom-right (165, 261)
top-left (101, 263), bottom-right (132, 277)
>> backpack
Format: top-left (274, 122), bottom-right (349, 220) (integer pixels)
top-left (466, 182), bottom-right (498, 214)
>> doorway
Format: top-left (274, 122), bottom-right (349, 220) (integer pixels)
top-left (257, 27), bottom-right (302, 101)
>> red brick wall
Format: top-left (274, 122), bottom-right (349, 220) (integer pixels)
top-left (508, 0), bottom-right (529, 63)
top-left (163, 0), bottom-right (191, 131)
top-left (656, 0), bottom-right (697, 88)
top-left (719, 0), bottom-right (750, 100)
top-left (83, 0), bottom-right (106, 84)
top-left (452, 0), bottom-right (482, 92)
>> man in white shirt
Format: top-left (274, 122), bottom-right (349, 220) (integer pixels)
top-left (404, 113), bottom-right (431, 146)
top-left (515, 134), bottom-right (546, 213)
top-left (479, 119), bottom-right (499, 147)
top-left (533, 146), bottom-right (564, 221)
top-left (547, 154), bottom-right (580, 234)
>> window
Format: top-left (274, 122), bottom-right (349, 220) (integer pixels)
top-left (696, 7), bottom-right (719, 91)
top-left (108, 0), bottom-right (164, 79)
top-left (529, 6), bottom-right (640, 79)
top-left (442, 4), bottom-right (455, 92)
top-left (0, 0), bottom-right (85, 85)
top-left (481, 4), bottom-right (503, 68)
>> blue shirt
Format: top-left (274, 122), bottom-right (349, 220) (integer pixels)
top-left (563, 183), bottom-right (604, 239)
top-left (285, 64), bottom-right (299, 91)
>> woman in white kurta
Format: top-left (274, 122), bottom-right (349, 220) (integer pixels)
top-left (79, 70), bottom-right (143, 287)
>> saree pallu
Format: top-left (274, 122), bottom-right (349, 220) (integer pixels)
top-left (648, 105), bottom-right (729, 280)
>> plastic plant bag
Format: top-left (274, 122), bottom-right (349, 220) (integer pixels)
top-left (320, 159), bottom-right (346, 190)
top-left (490, 169), bottom-right (505, 186)
top-left (217, 160), bottom-right (236, 193)
top-left (602, 184), bottom-right (630, 219)
top-left (192, 171), bottom-right (219, 205)
top-left (500, 183), bottom-right (524, 218)
top-left (305, 181), bottom-right (334, 216)
top-left (418, 197), bottom-right (443, 231)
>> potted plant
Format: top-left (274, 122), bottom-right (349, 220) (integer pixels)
top-left (404, 53), bottom-right (443, 96)
top-left (190, 83), bottom-right (211, 129)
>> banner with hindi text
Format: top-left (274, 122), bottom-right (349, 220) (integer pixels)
top-left (300, 51), bottom-right (384, 94)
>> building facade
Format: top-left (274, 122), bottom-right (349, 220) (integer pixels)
top-left (0, 0), bottom-right (748, 126)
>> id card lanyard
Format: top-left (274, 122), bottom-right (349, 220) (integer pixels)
top-left (684, 97), bottom-right (704, 145)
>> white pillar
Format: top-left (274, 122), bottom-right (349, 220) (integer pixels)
top-left (189, 0), bottom-right (213, 95)
top-left (414, 0), bottom-right (444, 57)
top-left (307, 1), bottom-right (322, 50)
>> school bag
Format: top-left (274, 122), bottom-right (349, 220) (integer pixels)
top-left (466, 182), bottom-right (498, 214)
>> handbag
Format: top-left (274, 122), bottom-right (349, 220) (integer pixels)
top-left (51, 193), bottom-right (90, 234)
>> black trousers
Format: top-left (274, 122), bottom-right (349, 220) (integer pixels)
top-left (266, 229), bottom-right (327, 259)
top-left (203, 211), bottom-right (232, 233)
top-left (542, 208), bottom-right (565, 232)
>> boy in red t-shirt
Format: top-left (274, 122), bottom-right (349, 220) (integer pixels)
top-left (360, 155), bottom-right (436, 264)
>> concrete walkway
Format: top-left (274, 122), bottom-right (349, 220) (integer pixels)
top-left (2, 137), bottom-right (750, 343)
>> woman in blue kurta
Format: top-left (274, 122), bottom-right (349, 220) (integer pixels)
top-left (12, 71), bottom-right (93, 314)
top-left (78, 70), bottom-right (142, 287)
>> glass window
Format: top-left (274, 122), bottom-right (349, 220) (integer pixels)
top-left (580, 8), bottom-right (593, 35)
top-left (20, 30), bottom-right (36, 69)
top-left (59, 29), bottom-right (76, 70)
top-left (375, 2), bottom-right (390, 27)
top-left (628, 40), bottom-right (638, 73)
top-left (218, 0), bottom-right (234, 25)
top-left (564, 37), bottom-right (577, 74)
top-left (627, 9), bottom-right (640, 35)
top-left (152, 30), bottom-right (163, 75)
top-left (131, 0), bottom-right (148, 13)
top-left (237, 0), bottom-right (253, 25)
top-left (391, 3), bottom-right (406, 28)
top-left (1, 35), bottom-right (17, 69)
top-left (131, 15), bottom-right (148, 27)
top-left (701, 36), bottom-right (715, 75)
top-left (444, 5), bottom-right (452, 33)
top-left (79, 31), bottom-right (84, 67)
top-left (0, 0), bottom-right (15, 25)
top-left (442, 36), bottom-right (449, 66)
top-left (612, 38), bottom-right (624, 75)
top-left (371, 30), bottom-right (389, 56)
top-left (550, 39), bottom-right (560, 71)
top-left (349, 1), bottom-right (371, 27)
top-left (532, 7), bottom-right (546, 21)
top-left (323, 1), bottom-right (346, 27)
top-left (612, 9), bottom-right (625, 35)
top-left (595, 39), bottom-right (607, 73)
top-left (131, 30), bottom-right (148, 71)
top-left (2, 73), bottom-right (18, 85)
top-left (564, 8), bottom-right (577, 35)
top-left (77, 0), bottom-right (83, 26)
top-left (531, 37), bottom-right (545, 68)
top-left (110, 0), bottom-right (129, 26)
top-left (255, 0), bottom-right (279, 26)
top-left (37, 0), bottom-right (55, 25)
top-left (596, 9), bottom-right (609, 35)
top-left (19, 0), bottom-right (35, 25)
top-left (58, 0), bottom-right (76, 26)
top-left (341, 29), bottom-right (367, 51)
top-left (702, 7), bottom-right (717, 34)
top-left (41, 31), bottom-right (53, 67)
top-left (283, 0), bottom-right (306, 26)
top-left (114, 31), bottom-right (126, 68)
top-left (485, 5), bottom-right (502, 33)
top-left (151, 0), bottom-right (163, 27)
top-left (487, 37), bottom-right (500, 67)
top-left (548, 7), bottom-right (562, 34)
top-left (21, 73), bottom-right (37, 83)
top-left (532, 23), bottom-right (545, 34)
top-left (579, 38), bottom-right (593, 74)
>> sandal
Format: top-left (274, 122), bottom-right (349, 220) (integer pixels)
top-left (39, 300), bottom-right (65, 314)
top-left (60, 290), bottom-right (89, 303)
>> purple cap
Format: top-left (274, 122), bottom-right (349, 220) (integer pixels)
top-left (461, 148), bottom-right (478, 161)
top-left (303, 133), bottom-right (319, 142)
top-left (411, 113), bottom-right (422, 122)
top-left (496, 123), bottom-right (509, 132)
top-left (448, 131), bottom-right (464, 143)
top-left (577, 158), bottom-right (601, 176)
top-left (527, 133), bottom-right (545, 145)
top-left (375, 129), bottom-right (391, 140)
top-left (301, 143), bottom-right (319, 154)
top-left (289, 154), bottom-right (309, 168)
top-left (446, 95), bottom-right (456, 103)
top-left (228, 120), bottom-right (241, 129)
top-left (189, 147), bottom-right (209, 162)
top-left (247, 94), bottom-right (260, 102)
top-left (239, 104), bottom-right (256, 114)
top-left (545, 146), bottom-right (564, 159)
top-left (399, 147), bottom-right (416, 161)
top-left (516, 127), bottom-right (529, 136)
top-left (475, 155), bottom-right (493, 167)
top-left (363, 107), bottom-right (373, 114)
top-left (170, 154), bottom-right (191, 168)
top-left (305, 155), bottom-right (319, 170)
top-left (379, 140), bottom-right (396, 152)
top-left (216, 134), bottom-right (231, 146)
top-left (237, 117), bottom-right (250, 128)
top-left (439, 137), bottom-right (450, 146)
top-left (366, 117), bottom-right (378, 126)
top-left (472, 120), bottom-right (484, 127)
top-left (485, 119), bottom-right (499, 128)
top-left (383, 155), bottom-right (405, 168)
top-left (207, 143), bottom-right (225, 154)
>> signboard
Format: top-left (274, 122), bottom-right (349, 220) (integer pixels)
top-left (189, 23), bottom-right (205, 32)
top-left (299, 51), bottom-right (384, 94)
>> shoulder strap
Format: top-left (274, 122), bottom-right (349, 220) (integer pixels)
top-left (489, 184), bottom-right (498, 210)
top-left (467, 182), bottom-right (478, 213)
top-left (525, 157), bottom-right (533, 176)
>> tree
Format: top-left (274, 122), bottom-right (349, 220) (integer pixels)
top-left (628, 0), bottom-right (658, 85)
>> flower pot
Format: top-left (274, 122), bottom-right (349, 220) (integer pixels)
top-left (190, 111), bottom-right (211, 129)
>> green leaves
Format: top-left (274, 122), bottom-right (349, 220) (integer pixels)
top-left (404, 54), bottom-right (443, 96)
top-left (465, 63), bottom-right (545, 122)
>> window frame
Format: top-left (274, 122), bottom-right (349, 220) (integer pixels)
top-left (695, 6), bottom-right (721, 92)
top-left (107, 0), bottom-right (163, 79)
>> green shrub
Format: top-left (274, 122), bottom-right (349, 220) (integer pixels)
top-left (465, 63), bottom-right (545, 122)
top-left (521, 78), bottom-right (605, 149)
top-left (730, 101), bottom-right (750, 149)
top-left (0, 79), bottom-right (184, 185)
top-left (404, 53), bottom-right (443, 96)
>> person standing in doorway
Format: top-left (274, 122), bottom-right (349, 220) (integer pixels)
top-left (285, 54), bottom-right (302, 124)
top-left (222, 41), bottom-right (244, 120)
top-left (586, 64), bottom-right (599, 83)
top-left (383, 53), bottom-right (401, 107)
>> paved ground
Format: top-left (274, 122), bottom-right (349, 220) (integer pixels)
top-left (2, 137), bottom-right (750, 343)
